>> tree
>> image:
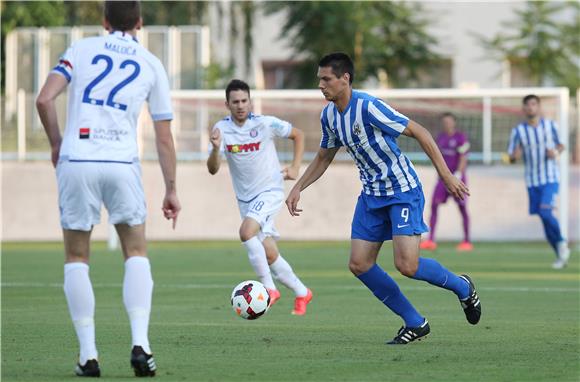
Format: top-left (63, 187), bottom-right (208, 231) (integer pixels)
top-left (263, 1), bottom-right (439, 88)
top-left (1, 1), bottom-right (255, 91)
top-left (1, 1), bottom-right (67, 93)
top-left (475, 1), bottom-right (579, 92)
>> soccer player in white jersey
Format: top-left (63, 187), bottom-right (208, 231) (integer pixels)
top-left (36, 1), bottom-right (180, 377)
top-left (286, 53), bottom-right (482, 344)
top-left (507, 95), bottom-right (570, 269)
top-left (207, 79), bottom-right (313, 315)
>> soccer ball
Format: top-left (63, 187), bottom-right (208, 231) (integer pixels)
top-left (230, 280), bottom-right (270, 320)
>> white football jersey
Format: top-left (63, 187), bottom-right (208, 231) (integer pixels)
top-left (51, 31), bottom-right (173, 163)
top-left (212, 113), bottom-right (292, 202)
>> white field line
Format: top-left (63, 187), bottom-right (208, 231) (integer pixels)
top-left (1, 282), bottom-right (578, 293)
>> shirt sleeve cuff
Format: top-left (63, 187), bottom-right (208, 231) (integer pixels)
top-left (151, 113), bottom-right (173, 121)
top-left (51, 67), bottom-right (71, 82)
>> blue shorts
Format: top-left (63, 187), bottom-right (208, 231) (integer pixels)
top-left (527, 183), bottom-right (559, 215)
top-left (351, 186), bottom-right (429, 242)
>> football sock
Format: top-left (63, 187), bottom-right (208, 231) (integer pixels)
top-left (428, 201), bottom-right (439, 241)
top-left (269, 255), bottom-right (308, 297)
top-left (357, 264), bottom-right (424, 327)
top-left (64, 262), bottom-right (98, 365)
top-left (123, 256), bottom-right (153, 354)
top-left (412, 258), bottom-right (469, 299)
top-left (243, 237), bottom-right (276, 290)
top-left (538, 208), bottom-right (563, 254)
top-left (458, 204), bottom-right (471, 242)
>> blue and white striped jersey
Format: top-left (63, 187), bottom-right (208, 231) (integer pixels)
top-left (507, 119), bottom-right (561, 187)
top-left (320, 90), bottom-right (420, 196)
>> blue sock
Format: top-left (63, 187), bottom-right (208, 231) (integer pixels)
top-left (357, 264), bottom-right (424, 328)
top-left (538, 209), bottom-right (563, 255)
top-left (412, 258), bottom-right (469, 300)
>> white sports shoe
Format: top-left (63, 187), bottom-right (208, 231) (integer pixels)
top-left (552, 258), bottom-right (567, 269)
top-left (552, 241), bottom-right (570, 269)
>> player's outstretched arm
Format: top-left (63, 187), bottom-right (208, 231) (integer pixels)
top-left (403, 120), bottom-right (469, 200)
top-left (282, 127), bottom-right (305, 180)
top-left (36, 73), bottom-right (69, 168)
top-left (207, 128), bottom-right (222, 175)
top-left (286, 147), bottom-right (339, 216)
top-left (154, 120), bottom-right (181, 229)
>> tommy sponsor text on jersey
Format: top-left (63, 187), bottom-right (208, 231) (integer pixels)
top-left (212, 113), bottom-right (292, 202)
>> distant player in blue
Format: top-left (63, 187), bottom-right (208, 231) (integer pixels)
top-left (286, 53), bottom-right (482, 344)
top-left (507, 94), bottom-right (570, 269)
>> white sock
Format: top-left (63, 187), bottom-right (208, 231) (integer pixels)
top-left (63, 262), bottom-right (98, 365)
top-left (123, 256), bottom-right (153, 354)
top-left (270, 255), bottom-right (308, 297)
top-left (242, 237), bottom-right (276, 290)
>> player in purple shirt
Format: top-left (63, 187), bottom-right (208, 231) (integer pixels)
top-left (420, 113), bottom-right (473, 251)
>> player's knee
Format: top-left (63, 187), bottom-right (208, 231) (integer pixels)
top-left (538, 206), bottom-right (553, 220)
top-left (394, 258), bottom-right (418, 278)
top-left (265, 250), bottom-right (278, 265)
top-left (431, 201), bottom-right (441, 211)
top-left (239, 227), bottom-right (254, 242)
top-left (348, 258), bottom-right (372, 276)
top-left (65, 247), bottom-right (89, 262)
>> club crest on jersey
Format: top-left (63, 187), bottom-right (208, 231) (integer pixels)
top-left (353, 122), bottom-right (362, 136)
top-left (227, 142), bottom-right (261, 153)
top-left (249, 128), bottom-right (258, 138)
top-left (79, 127), bottom-right (90, 139)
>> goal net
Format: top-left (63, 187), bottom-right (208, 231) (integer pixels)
top-left (159, 88), bottom-right (571, 240)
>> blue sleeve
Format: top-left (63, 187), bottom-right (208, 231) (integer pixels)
top-left (367, 99), bottom-right (409, 137)
top-left (551, 121), bottom-right (561, 145)
top-left (319, 108), bottom-right (342, 149)
top-left (507, 127), bottom-right (520, 155)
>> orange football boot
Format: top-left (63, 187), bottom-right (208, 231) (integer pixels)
top-left (291, 289), bottom-right (313, 316)
top-left (267, 289), bottom-right (281, 307)
top-left (420, 240), bottom-right (437, 251)
top-left (456, 241), bottom-right (474, 252)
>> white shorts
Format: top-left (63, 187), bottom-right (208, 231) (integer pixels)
top-left (237, 189), bottom-right (284, 240)
top-left (56, 160), bottom-right (147, 231)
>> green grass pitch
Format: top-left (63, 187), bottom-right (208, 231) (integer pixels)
top-left (2, 241), bottom-right (579, 381)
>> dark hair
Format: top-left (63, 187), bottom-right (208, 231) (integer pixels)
top-left (523, 94), bottom-right (541, 105)
top-left (318, 52), bottom-right (354, 85)
top-left (225, 79), bottom-right (250, 101)
top-left (440, 112), bottom-right (456, 120)
top-left (104, 1), bottom-right (141, 31)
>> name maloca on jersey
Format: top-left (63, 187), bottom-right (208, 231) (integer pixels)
top-left (226, 142), bottom-right (261, 153)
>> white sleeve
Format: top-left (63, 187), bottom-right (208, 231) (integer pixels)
top-left (268, 116), bottom-right (293, 138)
top-left (51, 45), bottom-right (75, 82)
top-left (147, 60), bottom-right (173, 121)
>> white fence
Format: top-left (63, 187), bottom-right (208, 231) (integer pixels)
top-left (1, 88), bottom-right (575, 241)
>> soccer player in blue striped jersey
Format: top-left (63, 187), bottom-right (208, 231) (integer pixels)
top-left (286, 52), bottom-right (482, 344)
top-left (507, 94), bottom-right (570, 269)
